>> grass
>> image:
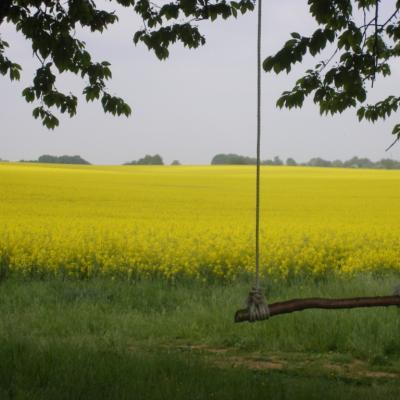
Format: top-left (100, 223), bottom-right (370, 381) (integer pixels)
top-left (1, 274), bottom-right (400, 399)
top-left (2, 340), bottom-right (400, 400)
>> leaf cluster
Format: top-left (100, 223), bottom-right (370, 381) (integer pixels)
top-left (0, 0), bottom-right (256, 128)
top-left (263, 0), bottom-right (400, 141)
top-left (133, 0), bottom-right (254, 60)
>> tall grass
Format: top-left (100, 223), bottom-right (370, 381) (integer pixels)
top-left (1, 274), bottom-right (399, 399)
top-left (1, 274), bottom-right (400, 356)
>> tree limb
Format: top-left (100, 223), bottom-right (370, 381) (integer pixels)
top-left (234, 295), bottom-right (400, 323)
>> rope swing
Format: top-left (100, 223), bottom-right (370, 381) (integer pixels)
top-left (243, 0), bottom-right (270, 322)
top-left (234, 0), bottom-right (400, 323)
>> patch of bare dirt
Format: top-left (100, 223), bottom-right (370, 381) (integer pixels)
top-left (133, 342), bottom-right (400, 380)
top-left (324, 360), bottom-right (399, 380)
top-left (174, 344), bottom-right (400, 380)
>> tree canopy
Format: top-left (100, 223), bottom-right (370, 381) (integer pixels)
top-left (1, 0), bottom-right (399, 143)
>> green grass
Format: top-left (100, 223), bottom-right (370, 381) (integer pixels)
top-left (1, 274), bottom-right (399, 399)
top-left (1, 339), bottom-right (400, 400)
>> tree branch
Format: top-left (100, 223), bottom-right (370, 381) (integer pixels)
top-left (372, 0), bottom-right (379, 87)
top-left (380, 6), bottom-right (400, 30)
top-left (385, 137), bottom-right (399, 151)
top-left (234, 295), bottom-right (400, 323)
top-left (319, 48), bottom-right (339, 72)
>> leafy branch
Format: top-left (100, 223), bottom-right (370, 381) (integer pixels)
top-left (1, 0), bottom-right (256, 128)
top-left (263, 0), bottom-right (400, 145)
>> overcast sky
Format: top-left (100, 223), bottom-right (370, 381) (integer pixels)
top-left (1, 0), bottom-right (400, 165)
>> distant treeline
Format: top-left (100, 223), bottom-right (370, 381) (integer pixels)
top-left (16, 154), bottom-right (182, 166)
top-left (12, 153), bottom-right (400, 169)
top-left (211, 154), bottom-right (400, 169)
top-left (20, 155), bottom-right (90, 165)
top-left (211, 154), bottom-right (285, 165)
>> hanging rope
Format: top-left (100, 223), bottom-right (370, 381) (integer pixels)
top-left (255, 0), bottom-right (262, 290)
top-left (245, 0), bottom-right (270, 322)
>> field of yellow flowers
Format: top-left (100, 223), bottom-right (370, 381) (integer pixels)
top-left (1, 162), bottom-right (400, 280)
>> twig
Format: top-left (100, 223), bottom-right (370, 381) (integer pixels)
top-left (380, 6), bottom-right (400, 30)
top-left (319, 48), bottom-right (339, 72)
top-left (385, 137), bottom-right (399, 152)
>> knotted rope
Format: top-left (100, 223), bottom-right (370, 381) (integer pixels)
top-left (247, 286), bottom-right (270, 322)
top-left (243, 0), bottom-right (270, 322)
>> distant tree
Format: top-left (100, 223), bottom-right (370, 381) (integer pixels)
top-left (286, 157), bottom-right (297, 166)
top-left (211, 153), bottom-right (256, 165)
top-left (331, 159), bottom-right (344, 168)
top-left (376, 158), bottom-right (400, 169)
top-left (38, 154), bottom-right (90, 164)
top-left (125, 154), bottom-right (164, 165)
top-left (272, 156), bottom-right (283, 166)
top-left (261, 156), bottom-right (283, 166)
top-left (343, 156), bottom-right (374, 169)
top-left (308, 157), bottom-right (332, 167)
top-left (38, 154), bottom-right (58, 163)
top-left (171, 160), bottom-right (181, 165)
top-left (137, 154), bottom-right (163, 165)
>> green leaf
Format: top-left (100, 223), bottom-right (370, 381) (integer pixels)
top-left (357, 107), bottom-right (365, 121)
top-left (32, 107), bottom-right (40, 119)
top-left (22, 87), bottom-right (35, 102)
top-left (392, 123), bottom-right (400, 137)
top-left (209, 8), bottom-right (218, 22)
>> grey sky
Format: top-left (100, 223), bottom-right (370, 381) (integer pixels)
top-left (1, 0), bottom-right (400, 165)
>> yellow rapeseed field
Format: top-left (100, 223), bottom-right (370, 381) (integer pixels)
top-left (1, 162), bottom-right (400, 280)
